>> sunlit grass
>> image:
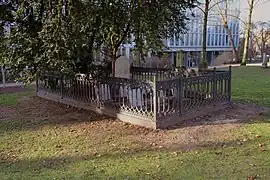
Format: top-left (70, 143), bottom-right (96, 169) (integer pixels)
top-left (1, 67), bottom-right (270, 179)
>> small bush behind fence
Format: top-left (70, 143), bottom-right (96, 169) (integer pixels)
top-left (37, 67), bottom-right (231, 129)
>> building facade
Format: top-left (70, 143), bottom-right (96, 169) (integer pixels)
top-left (166, 0), bottom-right (241, 67)
top-left (121, 1), bottom-right (241, 68)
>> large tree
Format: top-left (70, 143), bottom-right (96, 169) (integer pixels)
top-left (197, 0), bottom-right (224, 70)
top-left (241, 0), bottom-right (270, 65)
top-left (216, 0), bottom-right (240, 62)
top-left (5, 0), bottom-right (196, 82)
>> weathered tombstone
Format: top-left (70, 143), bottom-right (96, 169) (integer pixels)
top-left (114, 56), bottom-right (144, 107)
top-left (114, 56), bottom-right (130, 98)
top-left (115, 56), bottom-right (130, 79)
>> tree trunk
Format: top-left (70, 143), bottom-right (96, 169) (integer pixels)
top-left (242, 0), bottom-right (255, 66)
top-left (112, 57), bottom-right (117, 77)
top-left (200, 1), bottom-right (209, 71)
top-left (226, 26), bottom-right (240, 62)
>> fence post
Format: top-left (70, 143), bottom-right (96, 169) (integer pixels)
top-left (228, 66), bottom-right (232, 103)
top-left (178, 77), bottom-right (183, 115)
top-left (60, 74), bottom-right (64, 99)
top-left (213, 67), bottom-right (217, 103)
top-left (153, 75), bottom-right (157, 127)
top-left (35, 71), bottom-right (39, 93)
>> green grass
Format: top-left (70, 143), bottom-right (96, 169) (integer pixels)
top-left (0, 85), bottom-right (35, 106)
top-left (0, 91), bottom-right (34, 106)
top-left (1, 67), bottom-right (270, 179)
top-left (231, 66), bottom-right (270, 107)
top-left (0, 93), bottom-right (19, 106)
top-left (1, 123), bottom-right (269, 179)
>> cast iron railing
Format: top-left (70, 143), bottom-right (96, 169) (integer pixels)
top-left (37, 67), bottom-right (231, 125)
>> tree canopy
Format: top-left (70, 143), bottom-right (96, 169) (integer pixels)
top-left (1, 0), bottom-right (196, 83)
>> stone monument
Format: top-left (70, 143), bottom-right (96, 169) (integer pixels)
top-left (114, 56), bottom-right (130, 79)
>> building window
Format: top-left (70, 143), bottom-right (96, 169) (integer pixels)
top-left (211, 34), bottom-right (215, 46)
top-left (219, 35), bottom-right (222, 46)
top-left (215, 34), bottom-right (218, 46)
top-left (199, 33), bottom-right (202, 46)
top-left (170, 37), bottom-right (174, 46)
top-left (235, 35), bottom-right (239, 47)
top-left (230, 23), bottom-right (234, 34)
top-left (195, 34), bottom-right (198, 46)
top-left (207, 33), bottom-right (210, 46)
top-left (175, 35), bottom-right (179, 46)
top-left (190, 33), bottom-right (194, 46)
top-left (185, 34), bottom-right (189, 46)
top-left (179, 35), bottom-right (184, 46)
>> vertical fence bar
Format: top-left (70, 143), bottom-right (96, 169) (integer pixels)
top-left (178, 77), bottom-right (183, 115)
top-left (228, 66), bottom-right (232, 103)
top-left (36, 71), bottom-right (39, 93)
top-left (60, 74), bottom-right (64, 99)
top-left (153, 76), bottom-right (157, 123)
top-left (213, 67), bottom-right (217, 103)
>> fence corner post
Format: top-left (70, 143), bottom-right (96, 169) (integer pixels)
top-left (36, 71), bottom-right (39, 93)
top-left (178, 77), bottom-right (183, 115)
top-left (213, 67), bottom-right (217, 103)
top-left (60, 74), bottom-right (64, 99)
top-left (153, 75), bottom-right (157, 126)
top-left (228, 66), bottom-right (232, 103)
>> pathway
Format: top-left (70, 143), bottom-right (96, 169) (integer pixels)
top-left (0, 82), bottom-right (23, 88)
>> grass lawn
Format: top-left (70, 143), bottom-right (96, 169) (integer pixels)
top-left (231, 66), bottom-right (270, 107)
top-left (1, 67), bottom-right (270, 179)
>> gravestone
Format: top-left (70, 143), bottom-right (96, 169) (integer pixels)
top-left (115, 56), bottom-right (130, 79)
top-left (115, 56), bottom-right (130, 98)
top-left (114, 56), bottom-right (143, 107)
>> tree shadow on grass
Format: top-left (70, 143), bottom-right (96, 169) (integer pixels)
top-left (0, 95), bottom-right (117, 133)
top-left (1, 149), bottom-right (164, 179)
top-left (164, 103), bottom-right (270, 130)
top-left (1, 91), bottom-right (270, 139)
top-left (1, 136), bottom-right (269, 180)
top-left (1, 97), bottom-right (270, 138)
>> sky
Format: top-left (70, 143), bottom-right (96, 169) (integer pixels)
top-left (240, 0), bottom-right (270, 22)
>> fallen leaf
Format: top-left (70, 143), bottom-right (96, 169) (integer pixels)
top-left (237, 142), bottom-right (243, 145)
top-left (256, 135), bottom-right (261, 138)
top-left (248, 175), bottom-right (257, 180)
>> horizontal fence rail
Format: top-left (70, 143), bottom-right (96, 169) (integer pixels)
top-left (38, 74), bottom-right (156, 120)
top-left (37, 66), bottom-right (231, 129)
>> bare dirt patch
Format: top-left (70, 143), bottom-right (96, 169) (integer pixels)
top-left (0, 107), bottom-right (15, 120)
top-left (1, 95), bottom-right (268, 151)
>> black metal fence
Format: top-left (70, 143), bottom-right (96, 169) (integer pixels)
top-left (37, 67), bottom-right (231, 128)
